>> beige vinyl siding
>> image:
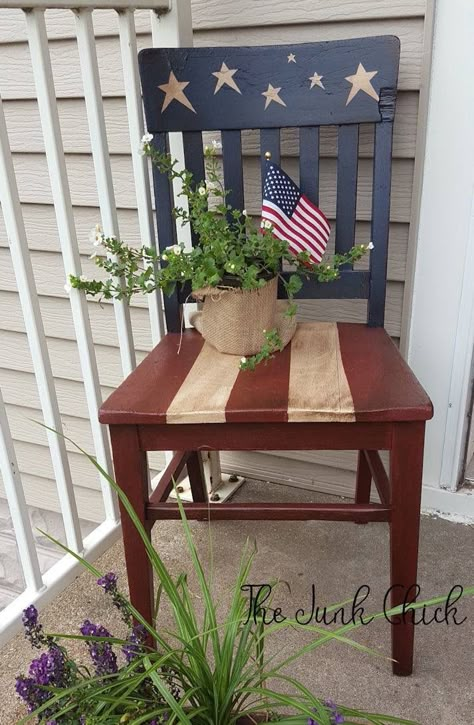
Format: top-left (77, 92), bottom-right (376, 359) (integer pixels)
top-left (0, 0), bottom-right (429, 522)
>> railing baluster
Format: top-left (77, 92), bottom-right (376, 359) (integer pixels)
top-left (0, 387), bottom-right (43, 594)
top-left (0, 93), bottom-right (83, 552)
top-left (117, 7), bottom-right (165, 347)
top-left (75, 8), bottom-right (136, 374)
top-left (24, 7), bottom-right (118, 522)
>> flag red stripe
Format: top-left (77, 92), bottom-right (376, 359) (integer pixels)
top-left (290, 207), bottom-right (327, 253)
top-left (262, 202), bottom-right (326, 256)
top-left (261, 206), bottom-right (323, 262)
top-left (300, 195), bottom-right (331, 235)
top-left (293, 206), bottom-right (329, 249)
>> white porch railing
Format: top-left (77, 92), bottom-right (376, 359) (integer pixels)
top-left (0, 0), bottom-right (228, 644)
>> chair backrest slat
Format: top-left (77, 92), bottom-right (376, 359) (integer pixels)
top-left (151, 132), bottom-right (181, 332)
top-left (260, 128), bottom-right (281, 191)
top-left (335, 124), bottom-right (359, 266)
top-left (221, 130), bottom-right (244, 215)
top-left (368, 116), bottom-right (394, 327)
top-left (182, 131), bottom-right (205, 247)
top-left (299, 127), bottom-right (320, 205)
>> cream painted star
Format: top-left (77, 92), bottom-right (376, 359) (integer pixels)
top-left (158, 71), bottom-right (196, 114)
top-left (287, 53), bottom-right (296, 63)
top-left (345, 63), bottom-right (379, 105)
top-left (212, 62), bottom-right (242, 95)
top-left (309, 72), bottom-right (324, 90)
top-left (262, 83), bottom-right (286, 110)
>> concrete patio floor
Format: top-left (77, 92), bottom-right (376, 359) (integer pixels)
top-left (1, 480), bottom-right (473, 725)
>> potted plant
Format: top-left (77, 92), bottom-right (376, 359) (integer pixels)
top-left (70, 138), bottom-right (370, 369)
top-left (14, 435), bottom-right (472, 724)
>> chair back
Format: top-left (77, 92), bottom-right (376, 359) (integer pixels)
top-left (139, 36), bottom-right (400, 332)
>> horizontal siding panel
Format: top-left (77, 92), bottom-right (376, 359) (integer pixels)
top-left (192, 0), bottom-right (426, 28)
top-left (195, 18), bottom-right (424, 91)
top-left (7, 153), bottom-right (414, 222)
top-left (0, 8), bottom-right (151, 44)
top-left (3, 91), bottom-right (418, 158)
top-left (0, 367), bottom-right (113, 420)
top-left (0, 19), bottom-right (422, 100)
top-left (0, 469), bottom-right (104, 523)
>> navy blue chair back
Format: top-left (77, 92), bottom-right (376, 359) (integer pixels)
top-left (139, 37), bottom-right (400, 333)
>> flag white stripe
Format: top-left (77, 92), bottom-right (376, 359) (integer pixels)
top-left (300, 196), bottom-right (331, 235)
top-left (262, 205), bottom-right (323, 261)
top-left (262, 200), bottom-right (325, 254)
top-left (294, 205), bottom-right (329, 246)
top-left (291, 206), bottom-right (327, 253)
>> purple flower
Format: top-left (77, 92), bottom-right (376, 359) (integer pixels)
top-left (324, 700), bottom-right (344, 725)
top-left (80, 620), bottom-right (117, 676)
top-left (97, 572), bottom-right (118, 593)
top-left (28, 647), bottom-right (66, 687)
top-left (22, 605), bottom-right (48, 649)
top-left (122, 623), bottom-right (146, 662)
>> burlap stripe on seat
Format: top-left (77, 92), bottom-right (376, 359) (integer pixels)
top-left (165, 322), bottom-right (356, 424)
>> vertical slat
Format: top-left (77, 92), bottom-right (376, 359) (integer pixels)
top-left (74, 8), bottom-right (136, 376)
top-left (0, 93), bottom-right (82, 552)
top-left (221, 130), bottom-right (244, 215)
top-left (299, 126), bottom-right (320, 205)
top-left (368, 121), bottom-right (394, 327)
top-left (335, 124), bottom-right (359, 262)
top-left (0, 387), bottom-right (43, 593)
top-left (182, 131), bottom-right (205, 246)
top-left (151, 132), bottom-right (181, 332)
top-left (25, 8), bottom-right (118, 522)
top-left (117, 8), bottom-right (165, 347)
top-left (260, 128), bottom-right (281, 191)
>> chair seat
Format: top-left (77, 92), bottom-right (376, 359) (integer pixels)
top-left (99, 322), bottom-right (433, 426)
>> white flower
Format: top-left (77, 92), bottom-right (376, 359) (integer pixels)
top-left (174, 246), bottom-right (182, 255)
top-left (181, 271), bottom-right (185, 277)
top-left (79, 274), bottom-right (88, 283)
top-left (368, 242), bottom-right (375, 250)
top-left (263, 329), bottom-right (266, 334)
top-left (230, 263), bottom-right (235, 270)
top-left (242, 209), bottom-right (248, 217)
top-left (141, 132), bottom-right (153, 144)
top-left (262, 219), bottom-right (272, 230)
top-left (89, 224), bottom-right (103, 246)
top-left (64, 283), bottom-right (71, 294)
top-left (198, 186), bottom-right (207, 196)
top-left (212, 139), bottom-right (222, 150)
top-left (162, 253), bottom-right (168, 261)
top-left (240, 357), bottom-right (247, 364)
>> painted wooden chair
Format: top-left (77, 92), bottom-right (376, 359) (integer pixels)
top-left (99, 36), bottom-right (433, 676)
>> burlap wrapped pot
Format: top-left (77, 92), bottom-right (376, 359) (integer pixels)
top-left (189, 276), bottom-right (296, 356)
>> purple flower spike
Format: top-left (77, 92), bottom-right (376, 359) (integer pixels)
top-left (22, 604), bottom-right (48, 649)
top-left (122, 623), bottom-right (146, 663)
top-left (97, 572), bottom-right (118, 593)
top-left (80, 620), bottom-right (118, 676)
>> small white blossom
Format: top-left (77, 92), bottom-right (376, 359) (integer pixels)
top-left (212, 139), bottom-right (222, 150)
top-left (64, 283), bottom-right (72, 294)
top-left (242, 209), bottom-right (248, 217)
top-left (79, 274), bottom-right (88, 283)
top-left (198, 186), bottom-right (207, 196)
top-left (181, 271), bottom-right (185, 277)
top-left (368, 242), bottom-right (375, 250)
top-left (230, 263), bottom-right (235, 270)
top-left (240, 357), bottom-right (247, 364)
top-left (89, 224), bottom-right (103, 246)
top-left (162, 253), bottom-right (168, 261)
top-left (262, 220), bottom-right (272, 230)
top-left (141, 132), bottom-right (153, 144)
top-left (263, 329), bottom-right (266, 334)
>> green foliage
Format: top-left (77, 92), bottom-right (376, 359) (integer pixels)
top-left (240, 329), bottom-right (284, 371)
top-left (18, 431), bottom-right (474, 725)
top-left (69, 143), bottom-right (369, 307)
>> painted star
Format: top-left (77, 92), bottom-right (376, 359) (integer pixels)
top-left (287, 53), bottom-right (296, 63)
top-left (345, 63), bottom-right (379, 105)
top-left (309, 72), bottom-right (324, 90)
top-left (212, 62), bottom-right (242, 95)
top-left (262, 83), bottom-right (286, 110)
top-left (158, 71), bottom-right (196, 114)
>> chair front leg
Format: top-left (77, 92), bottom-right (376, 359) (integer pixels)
top-left (389, 421), bottom-right (425, 675)
top-left (110, 425), bottom-right (154, 629)
top-left (187, 451), bottom-right (208, 503)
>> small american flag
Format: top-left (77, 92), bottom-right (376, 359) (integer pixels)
top-left (261, 160), bottom-right (331, 264)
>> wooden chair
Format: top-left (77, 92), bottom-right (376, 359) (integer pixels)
top-left (99, 36), bottom-right (432, 676)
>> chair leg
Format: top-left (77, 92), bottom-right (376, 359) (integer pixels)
top-left (187, 451), bottom-right (208, 503)
top-left (110, 425), bottom-right (154, 628)
top-left (390, 422), bottom-right (425, 676)
top-left (355, 450), bottom-right (372, 523)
